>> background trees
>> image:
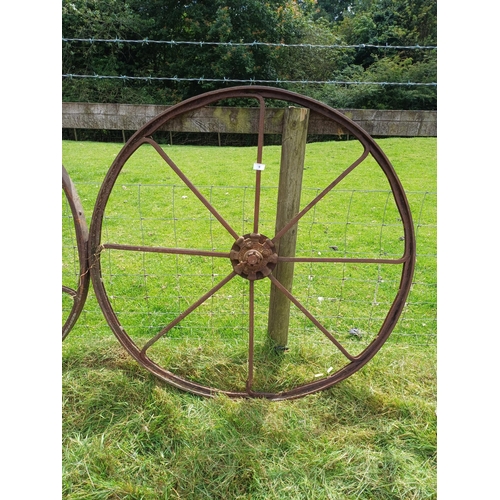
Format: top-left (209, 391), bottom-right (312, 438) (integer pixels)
top-left (62, 0), bottom-right (436, 109)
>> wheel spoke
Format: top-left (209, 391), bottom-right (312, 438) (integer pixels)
top-left (141, 271), bottom-right (237, 354)
top-left (272, 147), bottom-right (370, 243)
top-left (101, 242), bottom-right (230, 259)
top-left (246, 281), bottom-right (255, 394)
top-left (277, 255), bottom-right (409, 265)
top-left (267, 273), bottom-right (356, 361)
top-left (143, 137), bottom-right (240, 240)
top-left (62, 285), bottom-right (77, 297)
top-left (252, 96), bottom-right (266, 234)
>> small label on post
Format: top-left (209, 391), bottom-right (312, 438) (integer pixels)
top-left (253, 163), bottom-right (265, 171)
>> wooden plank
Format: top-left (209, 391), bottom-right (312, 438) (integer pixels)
top-left (267, 107), bottom-right (310, 348)
top-left (62, 102), bottom-right (437, 137)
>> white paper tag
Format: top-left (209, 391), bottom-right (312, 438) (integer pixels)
top-left (253, 163), bottom-right (265, 171)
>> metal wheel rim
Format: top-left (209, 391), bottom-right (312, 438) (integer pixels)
top-left (88, 86), bottom-right (416, 400)
top-left (62, 165), bottom-right (90, 340)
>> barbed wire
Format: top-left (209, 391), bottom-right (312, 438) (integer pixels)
top-left (62, 37), bottom-right (437, 50)
top-left (62, 74), bottom-right (437, 86)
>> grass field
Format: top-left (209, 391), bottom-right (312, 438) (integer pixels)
top-left (62, 137), bottom-right (436, 499)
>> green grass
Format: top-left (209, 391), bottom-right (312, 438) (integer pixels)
top-left (62, 137), bottom-right (436, 498)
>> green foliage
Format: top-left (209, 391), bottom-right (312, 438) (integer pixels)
top-left (62, 0), bottom-right (436, 109)
top-left (314, 0), bottom-right (356, 22)
top-left (335, 0), bottom-right (437, 50)
top-left (312, 52), bottom-right (436, 109)
top-left (62, 0), bottom-right (152, 74)
top-left (63, 0), bottom-right (314, 103)
top-left (275, 17), bottom-right (355, 92)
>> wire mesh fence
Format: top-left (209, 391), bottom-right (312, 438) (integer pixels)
top-left (63, 181), bottom-right (436, 349)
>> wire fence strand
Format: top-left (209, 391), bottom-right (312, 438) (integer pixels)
top-left (62, 74), bottom-right (437, 86)
top-left (62, 38), bottom-right (437, 50)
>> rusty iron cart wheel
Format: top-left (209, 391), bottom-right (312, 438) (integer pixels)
top-left (89, 86), bottom-right (416, 400)
top-left (62, 165), bottom-right (90, 340)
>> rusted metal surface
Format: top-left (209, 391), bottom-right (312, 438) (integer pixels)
top-left (230, 233), bottom-right (278, 280)
top-left (62, 165), bottom-right (90, 340)
top-left (88, 86), bottom-right (416, 400)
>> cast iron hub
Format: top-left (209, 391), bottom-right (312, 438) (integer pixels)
top-left (230, 233), bottom-right (278, 280)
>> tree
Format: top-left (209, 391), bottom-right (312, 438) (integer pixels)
top-left (315, 0), bottom-right (358, 22)
top-left (125, 0), bottom-right (314, 98)
top-left (62, 0), bottom-right (158, 103)
top-left (62, 0), bottom-right (437, 109)
top-left (314, 0), bottom-right (437, 109)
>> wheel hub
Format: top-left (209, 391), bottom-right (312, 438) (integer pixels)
top-left (230, 233), bottom-right (278, 280)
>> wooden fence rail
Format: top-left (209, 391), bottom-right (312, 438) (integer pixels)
top-left (62, 102), bottom-right (436, 138)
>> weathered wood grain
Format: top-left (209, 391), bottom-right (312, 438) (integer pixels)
top-left (62, 102), bottom-right (436, 137)
top-left (267, 107), bottom-right (310, 347)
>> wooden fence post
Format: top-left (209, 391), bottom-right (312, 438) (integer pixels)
top-left (267, 106), bottom-right (310, 348)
